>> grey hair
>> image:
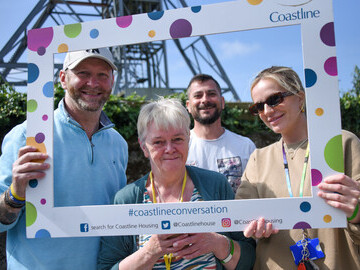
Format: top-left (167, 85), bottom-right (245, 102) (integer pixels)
top-left (251, 66), bottom-right (305, 95)
top-left (137, 97), bottom-right (190, 144)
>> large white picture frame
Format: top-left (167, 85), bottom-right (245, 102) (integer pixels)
top-left (26, 0), bottom-right (346, 238)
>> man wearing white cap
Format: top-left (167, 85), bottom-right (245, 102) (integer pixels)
top-left (0, 48), bottom-right (128, 269)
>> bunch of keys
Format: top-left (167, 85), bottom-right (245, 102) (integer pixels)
top-left (297, 233), bottom-right (319, 270)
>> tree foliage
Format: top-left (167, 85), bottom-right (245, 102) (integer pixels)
top-left (340, 65), bottom-right (360, 137)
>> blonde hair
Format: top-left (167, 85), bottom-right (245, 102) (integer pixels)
top-left (251, 66), bottom-right (305, 95)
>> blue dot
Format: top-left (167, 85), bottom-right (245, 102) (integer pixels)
top-left (35, 229), bottom-right (51, 238)
top-left (28, 63), bottom-right (40, 84)
top-left (300, 201), bottom-right (311, 212)
top-left (191, 6), bottom-right (201, 13)
top-left (90, 29), bottom-right (99, 39)
top-left (305, 68), bottom-right (317, 88)
top-left (29, 179), bottom-right (38, 188)
top-left (43, 81), bottom-right (54, 98)
top-left (148, 11), bottom-right (164, 20)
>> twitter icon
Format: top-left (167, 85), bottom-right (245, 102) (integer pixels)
top-left (161, 220), bottom-right (171, 230)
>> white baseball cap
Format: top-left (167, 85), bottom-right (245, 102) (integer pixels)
top-left (63, 48), bottom-right (117, 71)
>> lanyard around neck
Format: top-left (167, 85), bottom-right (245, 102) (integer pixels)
top-left (149, 170), bottom-right (187, 270)
top-left (282, 142), bottom-right (309, 197)
top-left (150, 171), bottom-right (187, 203)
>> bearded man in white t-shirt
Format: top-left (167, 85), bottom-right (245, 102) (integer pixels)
top-left (186, 74), bottom-right (256, 193)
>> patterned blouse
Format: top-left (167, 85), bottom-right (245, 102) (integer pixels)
top-left (138, 187), bottom-right (217, 269)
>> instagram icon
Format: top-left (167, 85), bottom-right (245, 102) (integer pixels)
top-left (221, 218), bottom-right (231, 228)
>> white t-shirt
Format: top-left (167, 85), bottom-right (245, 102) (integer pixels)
top-left (187, 129), bottom-right (256, 193)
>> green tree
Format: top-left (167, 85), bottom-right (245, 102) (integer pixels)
top-left (340, 65), bottom-right (360, 137)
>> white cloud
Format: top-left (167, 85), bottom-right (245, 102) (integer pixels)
top-left (219, 40), bottom-right (260, 59)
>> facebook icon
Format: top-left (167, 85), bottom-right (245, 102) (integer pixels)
top-left (80, 223), bottom-right (89, 232)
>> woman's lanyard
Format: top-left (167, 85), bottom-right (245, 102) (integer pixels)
top-left (150, 171), bottom-right (187, 270)
top-left (282, 142), bottom-right (310, 197)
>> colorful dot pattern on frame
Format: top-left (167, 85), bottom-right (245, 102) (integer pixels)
top-left (25, 1), bottom-right (344, 238)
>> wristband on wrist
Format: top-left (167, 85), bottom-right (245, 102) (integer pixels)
top-left (10, 184), bottom-right (25, 201)
top-left (4, 189), bottom-right (25, 208)
top-left (347, 203), bottom-right (359, 221)
top-left (220, 236), bottom-right (234, 264)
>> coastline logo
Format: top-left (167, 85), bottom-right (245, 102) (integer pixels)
top-left (221, 218), bottom-right (231, 228)
top-left (161, 220), bottom-right (171, 230)
top-left (270, 0), bottom-right (319, 23)
top-left (80, 223), bottom-right (89, 232)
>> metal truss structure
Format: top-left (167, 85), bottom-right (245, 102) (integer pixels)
top-left (0, 0), bottom-right (240, 100)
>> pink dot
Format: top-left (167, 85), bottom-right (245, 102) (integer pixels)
top-left (28, 27), bottom-right (54, 52)
top-left (116, 15), bottom-right (133, 28)
top-left (42, 115), bottom-right (48, 121)
top-left (311, 169), bottom-right (323, 186)
top-left (324, 57), bottom-right (338, 76)
top-left (40, 199), bottom-right (46, 205)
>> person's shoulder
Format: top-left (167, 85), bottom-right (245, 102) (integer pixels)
top-left (105, 128), bottom-right (128, 145)
top-left (224, 129), bottom-right (254, 143)
top-left (342, 130), bottom-right (359, 141)
top-left (114, 175), bottom-right (147, 204)
top-left (250, 139), bottom-right (280, 156)
top-left (187, 165), bottom-right (226, 181)
top-left (2, 121), bottom-right (27, 142)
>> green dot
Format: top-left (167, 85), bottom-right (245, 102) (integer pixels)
top-left (27, 99), bottom-right (38, 112)
top-left (324, 134), bottom-right (344, 173)
top-left (64, 23), bottom-right (82, 38)
top-left (26, 202), bottom-right (37, 227)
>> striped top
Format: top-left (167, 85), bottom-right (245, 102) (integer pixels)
top-left (138, 187), bottom-right (217, 269)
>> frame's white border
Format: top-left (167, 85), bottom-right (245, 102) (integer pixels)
top-left (26, 0), bottom-right (345, 238)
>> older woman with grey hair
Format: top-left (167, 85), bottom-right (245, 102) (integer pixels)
top-left (97, 97), bottom-right (255, 270)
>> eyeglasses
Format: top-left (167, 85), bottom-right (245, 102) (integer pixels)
top-left (249, 92), bottom-right (294, 115)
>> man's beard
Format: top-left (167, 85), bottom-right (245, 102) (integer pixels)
top-left (192, 104), bottom-right (222, 125)
top-left (69, 87), bottom-right (109, 112)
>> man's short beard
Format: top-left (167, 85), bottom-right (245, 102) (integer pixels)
top-left (76, 97), bottom-right (107, 112)
top-left (193, 109), bottom-right (221, 125)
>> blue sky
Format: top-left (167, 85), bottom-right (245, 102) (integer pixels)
top-left (1, 0), bottom-right (359, 102)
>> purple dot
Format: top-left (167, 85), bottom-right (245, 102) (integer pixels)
top-left (324, 57), bottom-right (338, 76)
top-left (42, 114), bottom-right (48, 121)
top-left (40, 198), bottom-right (46, 205)
top-left (320, 22), bottom-right (335, 47)
top-left (293, 221), bottom-right (312, 229)
top-left (311, 169), bottom-right (323, 186)
top-left (37, 46), bottom-right (46, 56)
top-left (35, 133), bottom-right (45, 144)
top-left (116, 15), bottom-right (133, 28)
top-left (170, 19), bottom-right (192, 39)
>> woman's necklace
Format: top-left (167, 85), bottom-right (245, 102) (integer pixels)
top-left (282, 141), bottom-right (310, 197)
top-left (149, 171), bottom-right (187, 270)
top-left (284, 138), bottom-right (308, 160)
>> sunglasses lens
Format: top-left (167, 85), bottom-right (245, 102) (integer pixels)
top-left (249, 103), bottom-right (264, 115)
top-left (267, 93), bottom-right (283, 107)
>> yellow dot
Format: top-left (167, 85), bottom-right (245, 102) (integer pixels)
top-left (58, 43), bottom-right (69, 53)
top-left (323, 215), bottom-right (332, 223)
top-left (26, 137), bottom-right (47, 163)
top-left (148, 30), bottom-right (156, 38)
top-left (315, 108), bottom-right (324, 116)
top-left (247, 0), bottom-right (263, 5)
